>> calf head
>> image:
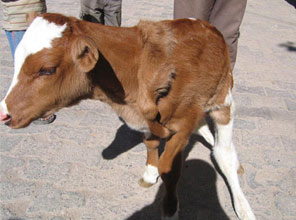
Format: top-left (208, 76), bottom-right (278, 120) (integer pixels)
top-left (0, 13), bottom-right (99, 128)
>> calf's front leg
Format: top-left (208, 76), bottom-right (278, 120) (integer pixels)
top-left (158, 130), bottom-right (191, 220)
top-left (139, 132), bottom-right (161, 187)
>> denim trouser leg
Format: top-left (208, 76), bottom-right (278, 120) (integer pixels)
top-left (5, 30), bottom-right (26, 60)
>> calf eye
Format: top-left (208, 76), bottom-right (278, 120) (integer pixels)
top-left (39, 67), bottom-right (56, 76)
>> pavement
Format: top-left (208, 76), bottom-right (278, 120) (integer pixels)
top-left (0, 0), bottom-right (295, 219)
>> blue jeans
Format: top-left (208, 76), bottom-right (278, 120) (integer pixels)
top-left (5, 30), bottom-right (26, 60)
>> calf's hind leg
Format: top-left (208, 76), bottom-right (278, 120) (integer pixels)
top-left (210, 104), bottom-right (256, 220)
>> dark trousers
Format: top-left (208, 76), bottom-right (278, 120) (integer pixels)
top-left (174, 0), bottom-right (247, 69)
top-left (80, 0), bottom-right (122, 26)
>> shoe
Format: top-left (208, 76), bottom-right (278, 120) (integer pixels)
top-left (32, 114), bottom-right (56, 125)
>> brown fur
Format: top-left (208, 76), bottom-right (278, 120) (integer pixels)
top-left (4, 14), bottom-right (233, 218)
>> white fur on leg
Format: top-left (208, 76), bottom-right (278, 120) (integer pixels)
top-left (196, 123), bottom-right (214, 146)
top-left (214, 142), bottom-right (256, 220)
top-left (213, 120), bottom-right (256, 220)
top-left (142, 164), bottom-right (159, 185)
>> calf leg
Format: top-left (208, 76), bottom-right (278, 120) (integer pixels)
top-left (158, 114), bottom-right (201, 220)
top-left (140, 132), bottom-right (161, 187)
top-left (195, 118), bottom-right (215, 146)
top-left (210, 105), bottom-right (256, 220)
top-left (161, 151), bottom-right (183, 220)
top-left (147, 119), bottom-right (172, 138)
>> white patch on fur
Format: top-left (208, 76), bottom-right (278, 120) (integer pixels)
top-left (195, 91), bottom-right (234, 147)
top-left (195, 120), bottom-right (214, 146)
top-left (1, 16), bottom-right (66, 113)
top-left (142, 164), bottom-right (159, 184)
top-left (212, 102), bottom-right (256, 219)
top-left (0, 100), bottom-right (9, 116)
top-left (225, 89), bottom-right (233, 107)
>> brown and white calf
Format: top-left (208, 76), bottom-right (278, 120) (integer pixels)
top-left (0, 13), bottom-right (255, 219)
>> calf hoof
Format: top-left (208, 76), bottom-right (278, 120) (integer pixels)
top-left (162, 202), bottom-right (179, 220)
top-left (161, 212), bottom-right (178, 220)
top-left (139, 178), bottom-right (154, 188)
top-left (162, 195), bottom-right (179, 220)
top-left (139, 165), bottom-right (159, 188)
top-left (237, 163), bottom-right (245, 175)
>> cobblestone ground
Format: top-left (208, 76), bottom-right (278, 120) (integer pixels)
top-left (0, 0), bottom-right (296, 220)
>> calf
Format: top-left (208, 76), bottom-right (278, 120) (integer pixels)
top-left (0, 13), bottom-right (255, 220)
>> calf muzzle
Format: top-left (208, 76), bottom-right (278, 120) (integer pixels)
top-left (0, 112), bottom-right (11, 126)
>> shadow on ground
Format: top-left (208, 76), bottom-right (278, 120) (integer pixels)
top-left (102, 123), bottom-right (143, 159)
top-left (285, 0), bottom-right (296, 8)
top-left (103, 123), bottom-right (231, 219)
top-left (279, 41), bottom-right (296, 52)
top-left (126, 159), bottom-right (230, 220)
top-left (7, 218), bottom-right (25, 220)
top-left (102, 118), bottom-right (213, 160)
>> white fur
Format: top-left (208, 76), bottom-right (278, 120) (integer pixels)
top-left (225, 89), bottom-right (233, 107)
top-left (142, 164), bottom-right (159, 184)
top-left (212, 94), bottom-right (256, 219)
top-left (195, 120), bottom-right (214, 146)
top-left (194, 90), bottom-right (234, 146)
top-left (0, 101), bottom-right (9, 116)
top-left (1, 17), bottom-right (66, 114)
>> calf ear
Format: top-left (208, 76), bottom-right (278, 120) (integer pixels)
top-left (71, 36), bottom-right (99, 73)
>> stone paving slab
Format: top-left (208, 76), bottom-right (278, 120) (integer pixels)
top-left (0, 0), bottom-right (296, 220)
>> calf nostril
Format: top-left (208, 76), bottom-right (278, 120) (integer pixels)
top-left (4, 120), bottom-right (11, 126)
top-left (4, 114), bottom-right (11, 126)
top-left (0, 113), bottom-right (11, 121)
